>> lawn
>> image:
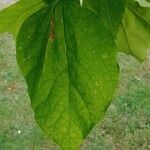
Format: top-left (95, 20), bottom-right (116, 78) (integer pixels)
top-left (0, 1), bottom-right (150, 150)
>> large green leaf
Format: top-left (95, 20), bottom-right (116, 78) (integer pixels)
top-left (16, 0), bottom-right (119, 149)
top-left (116, 0), bottom-right (150, 61)
top-left (0, 0), bottom-right (46, 38)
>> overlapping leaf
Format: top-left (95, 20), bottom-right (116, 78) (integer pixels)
top-left (116, 0), bottom-right (150, 61)
top-left (0, 0), bottom-right (46, 38)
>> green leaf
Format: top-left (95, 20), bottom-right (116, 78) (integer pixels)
top-left (16, 0), bottom-right (119, 149)
top-left (0, 0), bottom-right (46, 38)
top-left (84, 0), bottom-right (126, 37)
top-left (116, 0), bottom-right (150, 61)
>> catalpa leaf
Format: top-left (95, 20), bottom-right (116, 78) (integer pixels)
top-left (84, 0), bottom-right (126, 37)
top-left (16, 0), bottom-right (119, 149)
top-left (0, 0), bottom-right (46, 38)
top-left (116, 0), bottom-right (150, 61)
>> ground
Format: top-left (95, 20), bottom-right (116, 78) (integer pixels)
top-left (0, 1), bottom-right (150, 150)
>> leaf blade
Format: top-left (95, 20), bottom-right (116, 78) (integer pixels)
top-left (16, 1), bottom-right (119, 149)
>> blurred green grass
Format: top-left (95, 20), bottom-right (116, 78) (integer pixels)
top-left (0, 2), bottom-right (150, 149)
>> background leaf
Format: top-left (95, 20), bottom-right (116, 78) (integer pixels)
top-left (0, 0), bottom-right (45, 38)
top-left (116, 0), bottom-right (150, 61)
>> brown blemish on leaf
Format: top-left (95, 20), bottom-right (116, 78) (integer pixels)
top-left (50, 17), bottom-right (55, 41)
